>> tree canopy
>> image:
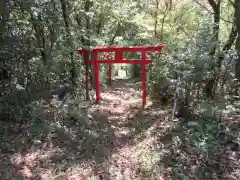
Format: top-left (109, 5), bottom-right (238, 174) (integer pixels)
top-left (0, 0), bottom-right (240, 179)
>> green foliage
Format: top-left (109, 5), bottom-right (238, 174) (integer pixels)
top-left (0, 0), bottom-right (239, 179)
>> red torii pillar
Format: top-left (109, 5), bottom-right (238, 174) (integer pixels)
top-left (78, 44), bottom-right (164, 106)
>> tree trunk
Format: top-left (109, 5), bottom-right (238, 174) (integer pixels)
top-left (84, 0), bottom-right (91, 100)
top-left (76, 0), bottom-right (91, 100)
top-left (0, 0), bottom-right (11, 92)
top-left (154, 0), bottom-right (159, 39)
top-left (0, 0), bottom-right (10, 40)
top-left (235, 0), bottom-right (240, 80)
top-left (205, 0), bottom-right (220, 99)
top-left (60, 0), bottom-right (77, 87)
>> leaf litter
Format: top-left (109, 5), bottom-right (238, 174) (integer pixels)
top-left (0, 79), bottom-right (239, 179)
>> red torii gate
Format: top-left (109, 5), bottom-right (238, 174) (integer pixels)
top-left (78, 44), bottom-right (165, 106)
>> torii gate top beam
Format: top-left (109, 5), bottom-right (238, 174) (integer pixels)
top-left (77, 44), bottom-right (165, 106)
top-left (78, 44), bottom-right (164, 54)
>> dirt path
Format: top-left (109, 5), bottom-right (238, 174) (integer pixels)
top-left (85, 79), bottom-right (169, 179)
top-left (0, 79), bottom-right (172, 180)
top-left (1, 78), bottom-right (239, 179)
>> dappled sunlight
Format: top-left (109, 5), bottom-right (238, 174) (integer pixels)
top-left (3, 0), bottom-right (240, 178)
top-left (78, 79), bottom-right (172, 179)
top-left (10, 147), bottom-right (66, 179)
top-left (0, 76), bottom-right (171, 179)
top-left (67, 165), bottom-right (93, 179)
top-left (2, 78), bottom-right (238, 179)
top-left (114, 127), bottom-right (132, 137)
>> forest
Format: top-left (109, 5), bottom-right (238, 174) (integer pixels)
top-left (0, 0), bottom-right (240, 179)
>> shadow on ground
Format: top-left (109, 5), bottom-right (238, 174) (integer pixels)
top-left (0, 78), bottom-right (169, 179)
top-left (1, 78), bottom-right (238, 180)
top-left (148, 117), bottom-right (240, 180)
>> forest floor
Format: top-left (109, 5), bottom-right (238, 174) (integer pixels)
top-left (0, 78), bottom-right (239, 180)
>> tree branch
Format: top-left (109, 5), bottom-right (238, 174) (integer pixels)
top-left (229, 0), bottom-right (235, 7)
top-left (194, 0), bottom-right (233, 23)
top-left (109, 22), bottom-right (120, 45)
top-left (208, 0), bottom-right (218, 10)
top-left (216, 21), bottom-right (237, 69)
top-left (223, 21), bottom-right (237, 51)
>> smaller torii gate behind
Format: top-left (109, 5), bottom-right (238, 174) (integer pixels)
top-left (78, 44), bottom-right (165, 106)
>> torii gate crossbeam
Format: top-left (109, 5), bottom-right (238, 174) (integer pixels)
top-left (78, 44), bottom-right (165, 106)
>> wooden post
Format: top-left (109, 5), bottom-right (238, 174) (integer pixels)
top-left (108, 64), bottom-right (112, 87)
top-left (93, 52), bottom-right (100, 102)
top-left (150, 63), bottom-right (153, 100)
top-left (78, 45), bottom-right (165, 105)
top-left (142, 51), bottom-right (147, 107)
top-left (85, 53), bottom-right (90, 100)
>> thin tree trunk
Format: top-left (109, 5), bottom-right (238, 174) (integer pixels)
top-left (109, 22), bottom-right (120, 45)
top-left (235, 0), bottom-right (240, 80)
top-left (76, 0), bottom-right (91, 100)
top-left (172, 75), bottom-right (180, 121)
top-left (214, 19), bottom-right (237, 93)
top-left (0, 0), bottom-right (10, 40)
top-left (0, 0), bottom-right (10, 91)
top-left (205, 0), bottom-right (221, 99)
top-left (154, 0), bottom-right (159, 39)
top-left (209, 0), bottom-right (220, 56)
top-left (84, 0), bottom-right (91, 100)
top-left (96, 14), bottom-right (103, 35)
top-left (160, 5), bottom-right (168, 40)
top-left (60, 0), bottom-right (77, 86)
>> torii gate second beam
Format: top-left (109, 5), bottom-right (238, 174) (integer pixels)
top-left (78, 44), bottom-right (165, 106)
